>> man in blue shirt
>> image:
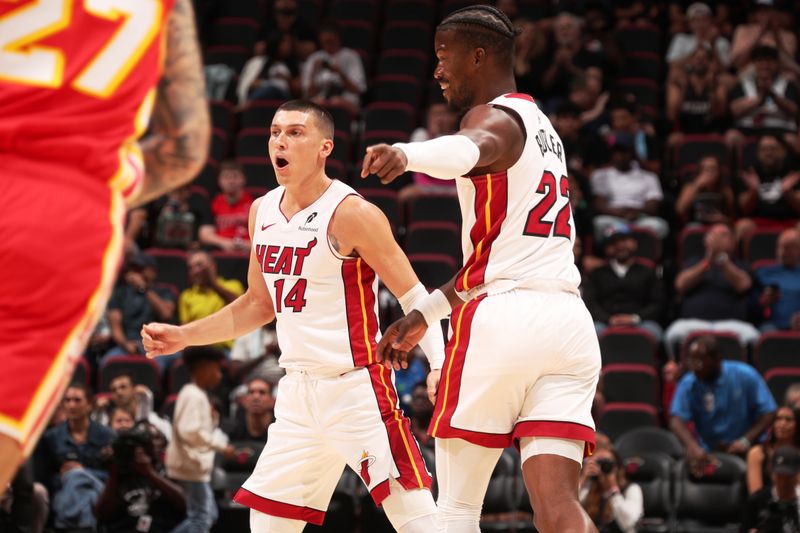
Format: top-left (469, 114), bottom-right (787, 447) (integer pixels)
top-left (670, 335), bottom-right (776, 476)
top-left (755, 228), bottom-right (800, 332)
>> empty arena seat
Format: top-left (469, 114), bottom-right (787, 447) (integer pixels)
top-left (615, 427), bottom-right (684, 459)
top-left (235, 128), bottom-right (269, 158)
top-left (616, 24), bottom-right (662, 55)
top-left (364, 102), bottom-right (416, 134)
top-left (240, 100), bottom-right (283, 129)
top-left (405, 221), bottom-right (462, 263)
top-left (209, 99), bottom-right (235, 137)
top-left (359, 189), bottom-right (401, 233)
top-left (623, 451), bottom-right (675, 533)
top-left (204, 45), bottom-right (250, 72)
top-left (337, 20), bottom-right (374, 63)
top-left (677, 225), bottom-right (709, 266)
top-left (323, 103), bottom-right (356, 135)
top-left (377, 49), bottom-right (429, 79)
top-left (147, 248), bottom-right (188, 291)
top-left (209, 17), bottom-right (259, 48)
top-left (405, 191), bottom-right (462, 224)
top-left (409, 253), bottom-right (458, 289)
top-left (212, 251), bottom-right (249, 288)
top-left (630, 227), bottom-right (662, 262)
top-left (239, 158), bottom-right (278, 189)
top-left (370, 74), bottom-right (423, 107)
top-left (599, 327), bottom-right (658, 367)
top-left (673, 453), bottom-right (746, 533)
top-left (193, 160), bottom-right (220, 196)
top-left (745, 228), bottom-right (780, 264)
top-left (99, 356), bottom-right (160, 396)
top-left (381, 21), bottom-right (432, 52)
top-left (602, 364), bottom-right (659, 407)
top-left (764, 367), bottom-right (800, 405)
top-left (673, 134), bottom-right (729, 183)
top-left (385, 0), bottom-right (436, 23)
top-left (330, 129), bottom-right (352, 167)
top-left (209, 128), bottom-right (228, 163)
top-left (755, 332), bottom-right (800, 375)
top-left (597, 403), bottom-right (659, 441)
top-left (330, 0), bottom-right (378, 23)
top-left (624, 51), bottom-right (662, 81)
top-left (614, 78), bottom-right (660, 120)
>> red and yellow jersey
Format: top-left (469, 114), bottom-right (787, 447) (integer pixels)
top-left (0, 0), bottom-right (175, 197)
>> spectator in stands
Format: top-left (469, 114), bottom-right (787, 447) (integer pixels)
top-left (755, 228), bottom-right (800, 331)
top-left (675, 155), bottom-right (736, 226)
top-left (670, 335), bottom-right (776, 476)
top-left (237, 32), bottom-right (299, 108)
top-left (95, 423), bottom-right (185, 533)
top-left (568, 71), bottom-right (610, 135)
top-left (747, 406), bottom-right (800, 494)
top-left (301, 21), bottom-right (366, 115)
top-left (591, 133), bottom-right (669, 240)
top-left (579, 446), bottom-right (643, 533)
top-left (35, 384), bottom-right (113, 531)
top-left (144, 185), bottom-right (215, 249)
top-left (512, 17), bottom-right (549, 98)
top-left (736, 134), bottom-right (800, 243)
top-left (207, 161), bottom-right (253, 252)
top-left (741, 446), bottom-right (800, 532)
top-left (109, 407), bottom-right (135, 433)
top-left (614, 1), bottom-right (660, 28)
top-left (727, 46), bottom-right (799, 150)
top-left (666, 45), bottom-right (728, 141)
top-left (540, 12), bottom-right (608, 107)
top-left (730, 0), bottom-right (797, 73)
top-left (93, 373), bottom-right (171, 439)
top-left (257, 0), bottom-right (317, 61)
top-left (554, 102), bottom-right (606, 179)
top-left (666, 3), bottom-right (731, 74)
top-left (410, 381), bottom-right (434, 450)
top-left (167, 347), bottom-right (234, 533)
top-left (230, 323), bottom-right (283, 383)
top-left (1, 460), bottom-right (49, 533)
top-left (585, 226), bottom-right (665, 340)
top-left (105, 253), bottom-right (176, 359)
top-left (223, 377), bottom-right (274, 441)
top-left (179, 250), bottom-right (244, 351)
top-left (604, 99), bottom-right (661, 173)
top-left (786, 385), bottom-right (800, 409)
top-left (664, 224), bottom-right (760, 359)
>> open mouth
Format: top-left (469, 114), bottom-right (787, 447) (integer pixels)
top-left (275, 156), bottom-right (289, 169)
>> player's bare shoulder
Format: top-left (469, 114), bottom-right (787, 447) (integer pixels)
top-left (460, 103), bottom-right (525, 173)
top-left (329, 195), bottom-right (389, 257)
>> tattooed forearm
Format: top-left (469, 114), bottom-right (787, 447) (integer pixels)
top-left (134, 0), bottom-right (210, 206)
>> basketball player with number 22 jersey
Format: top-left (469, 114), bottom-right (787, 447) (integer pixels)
top-left (0, 0), bottom-right (209, 488)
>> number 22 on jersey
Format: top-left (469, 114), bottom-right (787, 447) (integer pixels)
top-left (0, 0), bottom-right (161, 97)
top-left (523, 171), bottom-right (573, 239)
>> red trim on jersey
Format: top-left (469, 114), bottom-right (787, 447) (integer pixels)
top-left (233, 488), bottom-right (326, 525)
top-left (277, 189), bottom-right (290, 222)
top-left (433, 425), bottom-right (514, 448)
top-left (325, 192), bottom-right (361, 259)
top-left (513, 420), bottom-right (597, 457)
top-left (504, 93), bottom-right (536, 102)
top-left (370, 479), bottom-right (391, 506)
top-left (455, 173), bottom-right (508, 292)
top-left (366, 364), bottom-right (432, 493)
top-left (341, 259), bottom-right (379, 367)
top-left (429, 296), bottom-right (485, 439)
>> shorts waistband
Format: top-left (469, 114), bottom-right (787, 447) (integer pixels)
top-left (458, 278), bottom-right (580, 300)
top-left (284, 366), bottom-right (360, 380)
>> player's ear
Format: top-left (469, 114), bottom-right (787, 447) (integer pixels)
top-left (473, 47), bottom-right (486, 66)
top-left (320, 138), bottom-right (334, 158)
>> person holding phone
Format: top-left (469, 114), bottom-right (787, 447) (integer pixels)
top-left (579, 446), bottom-right (643, 533)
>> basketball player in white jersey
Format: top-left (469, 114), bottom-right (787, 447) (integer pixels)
top-left (362, 6), bottom-right (601, 533)
top-left (141, 100), bottom-right (443, 533)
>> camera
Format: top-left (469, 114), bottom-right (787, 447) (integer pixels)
top-left (597, 458), bottom-right (616, 474)
top-left (112, 426), bottom-right (155, 473)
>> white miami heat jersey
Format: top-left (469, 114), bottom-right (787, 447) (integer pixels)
top-left (253, 180), bottom-right (380, 374)
top-left (454, 93), bottom-right (581, 297)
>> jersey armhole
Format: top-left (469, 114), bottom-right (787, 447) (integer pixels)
top-left (326, 192), bottom-right (362, 261)
top-left (488, 102), bottom-right (528, 170)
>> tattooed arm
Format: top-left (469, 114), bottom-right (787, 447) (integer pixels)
top-left (134, 0), bottom-right (210, 206)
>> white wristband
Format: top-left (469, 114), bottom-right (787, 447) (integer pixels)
top-left (415, 289), bottom-right (452, 327)
top-left (393, 134), bottom-right (480, 180)
top-left (397, 283), bottom-right (447, 370)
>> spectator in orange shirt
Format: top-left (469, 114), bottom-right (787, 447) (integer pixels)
top-left (207, 161), bottom-right (253, 253)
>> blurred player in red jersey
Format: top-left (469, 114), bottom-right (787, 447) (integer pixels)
top-left (0, 0), bottom-right (210, 487)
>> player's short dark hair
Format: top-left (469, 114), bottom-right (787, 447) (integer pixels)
top-left (183, 346), bottom-right (225, 372)
top-left (437, 4), bottom-right (519, 67)
top-left (66, 382), bottom-right (93, 401)
top-left (276, 99), bottom-right (335, 139)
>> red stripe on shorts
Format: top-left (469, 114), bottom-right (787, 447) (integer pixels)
top-left (429, 296), bottom-right (485, 440)
top-left (366, 364), bottom-right (432, 501)
top-left (456, 172), bottom-right (508, 292)
top-left (341, 259), bottom-right (379, 367)
top-left (233, 488), bottom-right (326, 525)
top-left (513, 420), bottom-right (597, 457)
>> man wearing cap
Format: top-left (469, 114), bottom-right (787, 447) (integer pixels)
top-left (584, 225), bottom-right (665, 340)
top-left (103, 253), bottom-right (176, 362)
top-left (590, 131), bottom-right (668, 241)
top-left (741, 446), bottom-right (800, 532)
top-left (667, 3), bottom-right (731, 71)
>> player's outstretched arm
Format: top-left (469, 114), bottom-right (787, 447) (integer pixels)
top-left (134, 0), bottom-right (210, 206)
top-left (360, 104), bottom-right (524, 184)
top-left (142, 199), bottom-right (275, 357)
top-left (329, 196), bottom-right (446, 372)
